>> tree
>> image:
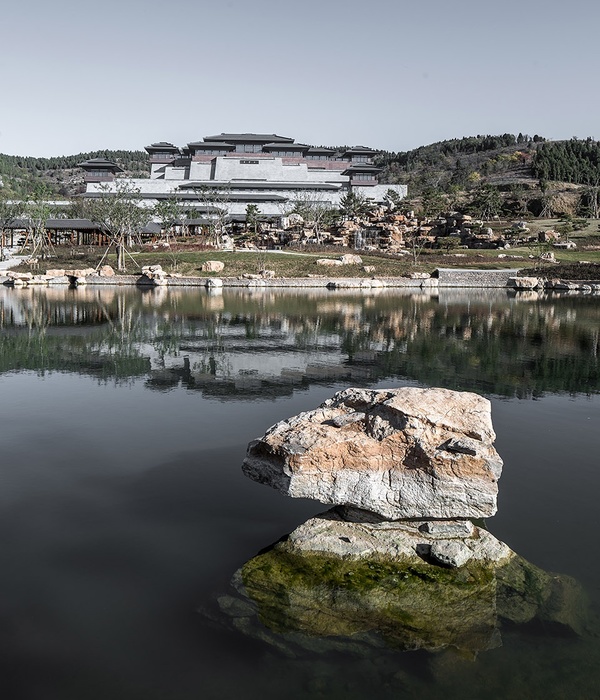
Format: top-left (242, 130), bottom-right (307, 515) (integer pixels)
top-left (420, 188), bottom-right (446, 218)
top-left (86, 180), bottom-right (146, 272)
top-left (24, 184), bottom-right (55, 260)
top-left (0, 190), bottom-right (25, 261)
top-left (193, 186), bottom-right (231, 248)
top-left (245, 204), bottom-right (261, 235)
top-left (288, 191), bottom-right (337, 244)
top-left (339, 191), bottom-right (371, 218)
top-left (470, 185), bottom-right (502, 220)
top-left (153, 196), bottom-right (183, 244)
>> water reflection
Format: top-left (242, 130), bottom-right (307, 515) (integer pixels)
top-left (1, 285), bottom-right (598, 398)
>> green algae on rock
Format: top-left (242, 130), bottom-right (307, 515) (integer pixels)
top-left (216, 510), bottom-right (589, 657)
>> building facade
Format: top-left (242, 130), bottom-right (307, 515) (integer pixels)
top-left (80, 133), bottom-right (407, 220)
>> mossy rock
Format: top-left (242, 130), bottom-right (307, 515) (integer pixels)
top-left (238, 545), bottom-right (588, 656)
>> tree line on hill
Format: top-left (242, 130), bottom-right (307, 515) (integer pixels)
top-left (0, 150), bottom-right (149, 196)
top-left (532, 138), bottom-right (600, 186)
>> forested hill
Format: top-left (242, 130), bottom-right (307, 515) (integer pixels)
top-left (376, 133), bottom-right (547, 194)
top-left (0, 150), bottom-right (149, 196)
top-left (2, 136), bottom-right (600, 205)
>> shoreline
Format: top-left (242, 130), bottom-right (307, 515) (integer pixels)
top-left (2, 267), bottom-right (600, 292)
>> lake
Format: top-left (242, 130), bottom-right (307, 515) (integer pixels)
top-left (0, 284), bottom-right (598, 699)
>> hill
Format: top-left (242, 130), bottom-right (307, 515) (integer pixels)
top-left (0, 150), bottom-right (149, 197)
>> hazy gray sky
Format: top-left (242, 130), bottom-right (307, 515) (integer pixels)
top-left (1, 0), bottom-right (598, 156)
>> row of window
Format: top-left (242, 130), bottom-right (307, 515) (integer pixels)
top-left (186, 150), bottom-right (372, 162)
top-left (193, 149), bottom-right (229, 155)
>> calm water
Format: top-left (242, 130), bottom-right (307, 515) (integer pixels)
top-left (0, 285), bottom-right (599, 699)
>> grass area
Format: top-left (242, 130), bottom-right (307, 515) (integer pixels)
top-left (9, 218), bottom-right (600, 279)
top-left (15, 247), bottom-right (539, 278)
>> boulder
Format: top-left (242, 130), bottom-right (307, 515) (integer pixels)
top-left (243, 387), bottom-right (503, 519)
top-left (340, 254), bottom-right (363, 265)
top-left (64, 268), bottom-right (95, 278)
top-left (228, 509), bottom-right (588, 657)
top-left (507, 276), bottom-right (540, 289)
top-left (140, 265), bottom-right (168, 283)
top-left (45, 269), bottom-right (66, 278)
top-left (99, 265), bottom-right (115, 277)
top-left (202, 260), bottom-right (225, 273)
top-left (316, 258), bottom-right (344, 267)
top-left (363, 266), bottom-right (376, 273)
top-left (206, 277), bottom-right (223, 288)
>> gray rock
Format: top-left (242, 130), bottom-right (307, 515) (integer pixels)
top-left (243, 387), bottom-right (503, 519)
top-left (284, 509), bottom-right (511, 564)
top-left (430, 540), bottom-right (472, 567)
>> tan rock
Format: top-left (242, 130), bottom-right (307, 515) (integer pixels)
top-left (243, 387), bottom-right (503, 520)
top-left (507, 277), bottom-right (540, 289)
top-left (202, 260), bottom-right (225, 273)
top-left (64, 268), bottom-right (95, 278)
top-left (339, 254), bottom-right (363, 265)
top-left (99, 265), bottom-right (115, 277)
top-left (316, 258), bottom-right (343, 267)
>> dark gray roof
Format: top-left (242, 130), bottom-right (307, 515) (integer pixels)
top-left (203, 133), bottom-right (294, 143)
top-left (4, 218), bottom-right (31, 229)
top-left (342, 145), bottom-right (376, 154)
top-left (306, 146), bottom-right (336, 153)
top-left (45, 218), bottom-right (104, 230)
top-left (145, 142), bottom-right (179, 151)
top-left (262, 142), bottom-right (309, 150)
top-left (188, 141), bottom-right (236, 149)
top-left (184, 217), bottom-right (227, 226)
top-left (141, 221), bottom-right (162, 235)
top-left (342, 164), bottom-right (382, 173)
top-left (78, 158), bottom-right (124, 172)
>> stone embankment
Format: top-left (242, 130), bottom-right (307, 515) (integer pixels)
top-left (2, 262), bottom-right (599, 291)
top-left (1, 265), bottom-right (522, 290)
top-left (508, 275), bottom-right (600, 292)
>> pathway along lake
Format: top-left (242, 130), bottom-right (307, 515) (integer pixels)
top-left (0, 285), bottom-right (599, 699)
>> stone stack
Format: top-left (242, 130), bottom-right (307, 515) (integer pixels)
top-left (232, 387), bottom-right (587, 654)
top-left (243, 387), bottom-right (508, 568)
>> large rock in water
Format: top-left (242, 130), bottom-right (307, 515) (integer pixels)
top-left (242, 387), bottom-right (503, 519)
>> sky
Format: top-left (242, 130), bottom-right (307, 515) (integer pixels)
top-left (1, 0), bottom-right (599, 157)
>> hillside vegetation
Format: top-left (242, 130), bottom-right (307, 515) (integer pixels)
top-left (0, 150), bottom-right (149, 197)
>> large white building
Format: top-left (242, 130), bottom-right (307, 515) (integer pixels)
top-left (80, 133), bottom-right (406, 221)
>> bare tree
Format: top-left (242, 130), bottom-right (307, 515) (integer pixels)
top-left (288, 190), bottom-right (337, 244)
top-left (24, 185), bottom-right (55, 260)
top-left (153, 196), bottom-right (183, 245)
top-left (193, 186), bottom-right (230, 247)
top-left (0, 191), bottom-right (25, 261)
top-left (86, 181), bottom-right (146, 272)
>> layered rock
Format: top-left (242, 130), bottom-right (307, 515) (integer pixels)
top-left (243, 387), bottom-right (502, 519)
top-left (229, 386), bottom-right (589, 658)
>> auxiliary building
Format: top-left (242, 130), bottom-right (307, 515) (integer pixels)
top-left (80, 133), bottom-right (406, 220)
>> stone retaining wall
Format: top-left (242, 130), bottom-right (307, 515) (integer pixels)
top-left (435, 268), bottom-right (521, 288)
